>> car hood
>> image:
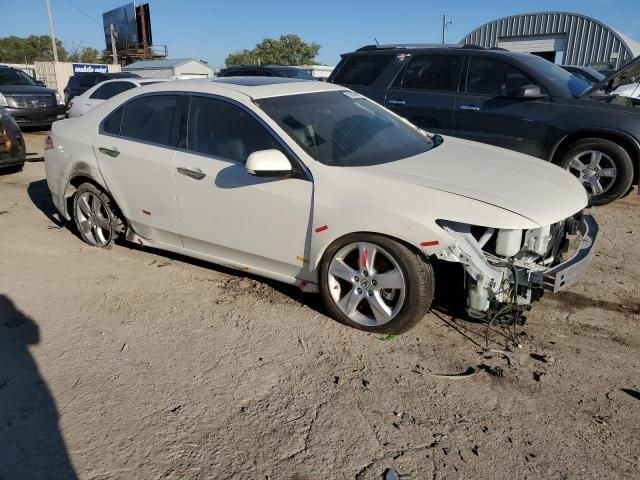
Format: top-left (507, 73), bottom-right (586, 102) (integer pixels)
top-left (584, 55), bottom-right (640, 97)
top-left (369, 136), bottom-right (587, 227)
top-left (0, 84), bottom-right (56, 95)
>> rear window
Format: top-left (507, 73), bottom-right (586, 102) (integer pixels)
top-left (332, 54), bottom-right (393, 87)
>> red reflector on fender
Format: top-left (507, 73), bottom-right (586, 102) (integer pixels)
top-left (420, 240), bottom-right (439, 247)
top-left (44, 136), bottom-right (54, 150)
top-left (142, 210), bottom-right (151, 216)
top-left (314, 225), bottom-right (328, 233)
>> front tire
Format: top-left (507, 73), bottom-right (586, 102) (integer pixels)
top-left (72, 183), bottom-right (120, 248)
top-left (319, 234), bottom-right (435, 334)
top-left (558, 138), bottom-right (634, 206)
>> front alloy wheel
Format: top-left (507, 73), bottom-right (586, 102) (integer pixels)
top-left (559, 138), bottom-right (634, 206)
top-left (320, 234), bottom-right (435, 334)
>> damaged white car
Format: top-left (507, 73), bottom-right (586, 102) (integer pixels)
top-left (44, 78), bottom-right (598, 333)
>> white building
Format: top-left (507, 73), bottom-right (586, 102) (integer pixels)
top-left (123, 58), bottom-right (214, 79)
top-left (299, 65), bottom-right (334, 80)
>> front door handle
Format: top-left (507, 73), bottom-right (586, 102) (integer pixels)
top-left (177, 166), bottom-right (206, 180)
top-left (388, 99), bottom-right (406, 106)
top-left (459, 105), bottom-right (480, 111)
top-left (99, 146), bottom-right (120, 157)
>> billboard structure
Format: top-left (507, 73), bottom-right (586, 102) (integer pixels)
top-left (102, 2), bottom-right (166, 65)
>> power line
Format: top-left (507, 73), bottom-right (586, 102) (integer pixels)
top-left (64, 0), bottom-right (102, 27)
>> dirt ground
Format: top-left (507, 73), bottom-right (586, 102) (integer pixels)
top-left (1, 131), bottom-right (639, 480)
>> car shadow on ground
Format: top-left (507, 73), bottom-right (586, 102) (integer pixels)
top-left (27, 179), bottom-right (65, 227)
top-left (0, 295), bottom-right (78, 479)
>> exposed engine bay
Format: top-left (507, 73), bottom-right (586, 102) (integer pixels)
top-left (437, 213), bottom-right (589, 328)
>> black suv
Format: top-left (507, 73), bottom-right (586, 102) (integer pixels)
top-left (64, 71), bottom-right (140, 104)
top-left (0, 66), bottom-right (66, 128)
top-left (329, 45), bottom-right (640, 205)
top-left (217, 65), bottom-right (315, 80)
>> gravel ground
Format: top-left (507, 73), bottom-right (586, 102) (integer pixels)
top-left (1, 131), bottom-right (639, 480)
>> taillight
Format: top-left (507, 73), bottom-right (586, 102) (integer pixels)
top-left (45, 136), bottom-right (54, 150)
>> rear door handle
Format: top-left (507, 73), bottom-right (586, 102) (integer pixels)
top-left (459, 105), bottom-right (480, 111)
top-left (388, 99), bottom-right (406, 106)
top-left (177, 166), bottom-right (206, 180)
top-left (98, 146), bottom-right (120, 157)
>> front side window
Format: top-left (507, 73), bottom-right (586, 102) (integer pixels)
top-left (119, 95), bottom-right (178, 146)
top-left (466, 58), bottom-right (538, 97)
top-left (187, 96), bottom-right (283, 163)
top-left (400, 55), bottom-right (462, 92)
top-left (332, 54), bottom-right (393, 87)
top-left (256, 91), bottom-right (434, 167)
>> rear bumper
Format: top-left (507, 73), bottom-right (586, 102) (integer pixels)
top-left (7, 106), bottom-right (66, 127)
top-left (543, 215), bottom-right (599, 293)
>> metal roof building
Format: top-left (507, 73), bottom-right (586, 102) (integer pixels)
top-left (461, 12), bottom-right (640, 70)
top-left (123, 58), bottom-right (214, 79)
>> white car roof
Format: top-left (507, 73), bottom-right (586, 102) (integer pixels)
top-left (131, 77), bottom-right (345, 100)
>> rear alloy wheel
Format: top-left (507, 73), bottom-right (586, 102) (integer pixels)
top-left (559, 138), bottom-right (634, 206)
top-left (320, 234), bottom-right (434, 334)
top-left (73, 183), bottom-right (120, 248)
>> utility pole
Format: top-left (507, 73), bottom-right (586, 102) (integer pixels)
top-left (109, 24), bottom-right (119, 65)
top-left (45, 0), bottom-right (59, 62)
top-left (441, 14), bottom-right (452, 44)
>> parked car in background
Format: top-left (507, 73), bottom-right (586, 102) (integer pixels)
top-left (64, 72), bottom-right (140, 105)
top-left (0, 106), bottom-right (26, 173)
top-left (561, 65), bottom-right (605, 84)
top-left (563, 64), bottom-right (639, 98)
top-left (0, 65), bottom-right (66, 128)
top-left (68, 78), bottom-right (170, 118)
top-left (329, 45), bottom-right (640, 205)
top-left (45, 77), bottom-right (597, 334)
top-left (217, 65), bottom-right (316, 80)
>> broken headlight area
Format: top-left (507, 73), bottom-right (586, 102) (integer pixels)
top-left (436, 213), bottom-right (584, 323)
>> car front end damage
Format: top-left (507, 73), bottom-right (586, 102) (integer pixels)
top-left (436, 212), bottom-right (599, 324)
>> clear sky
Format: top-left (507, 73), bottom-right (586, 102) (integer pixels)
top-left (2, 0), bottom-right (638, 68)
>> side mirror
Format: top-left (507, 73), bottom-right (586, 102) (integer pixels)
top-left (245, 149), bottom-right (292, 177)
top-left (518, 84), bottom-right (545, 99)
top-left (36, 80), bottom-right (45, 86)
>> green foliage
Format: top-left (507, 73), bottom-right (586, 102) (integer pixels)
top-left (0, 35), bottom-right (68, 63)
top-left (68, 46), bottom-right (101, 63)
top-left (225, 34), bottom-right (320, 67)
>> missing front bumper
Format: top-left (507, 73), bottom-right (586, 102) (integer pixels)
top-left (543, 215), bottom-right (599, 293)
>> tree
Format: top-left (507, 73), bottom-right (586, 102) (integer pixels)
top-left (79, 47), bottom-right (100, 63)
top-left (0, 35), bottom-right (68, 63)
top-left (225, 34), bottom-right (320, 67)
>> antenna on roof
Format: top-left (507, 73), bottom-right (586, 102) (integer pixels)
top-left (374, 37), bottom-right (380, 46)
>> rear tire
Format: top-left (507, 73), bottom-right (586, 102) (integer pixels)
top-left (319, 233), bottom-right (435, 334)
top-left (72, 183), bottom-right (121, 248)
top-left (557, 138), bottom-right (634, 206)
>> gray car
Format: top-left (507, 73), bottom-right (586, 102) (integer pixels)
top-left (329, 45), bottom-right (640, 205)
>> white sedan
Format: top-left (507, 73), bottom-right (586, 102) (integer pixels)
top-left (45, 78), bottom-right (598, 333)
top-left (67, 78), bottom-right (169, 118)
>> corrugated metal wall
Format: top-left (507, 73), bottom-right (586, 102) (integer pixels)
top-left (460, 12), bottom-right (634, 68)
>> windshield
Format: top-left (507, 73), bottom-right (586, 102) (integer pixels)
top-left (256, 91), bottom-right (434, 166)
top-left (0, 68), bottom-right (38, 86)
top-left (523, 56), bottom-right (591, 97)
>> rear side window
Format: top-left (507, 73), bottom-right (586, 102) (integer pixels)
top-left (187, 96), bottom-right (283, 163)
top-left (466, 58), bottom-right (536, 96)
top-left (90, 81), bottom-right (135, 100)
top-left (332, 54), bottom-right (393, 86)
top-left (399, 55), bottom-right (462, 92)
top-left (119, 95), bottom-right (178, 146)
top-left (102, 106), bottom-right (124, 135)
